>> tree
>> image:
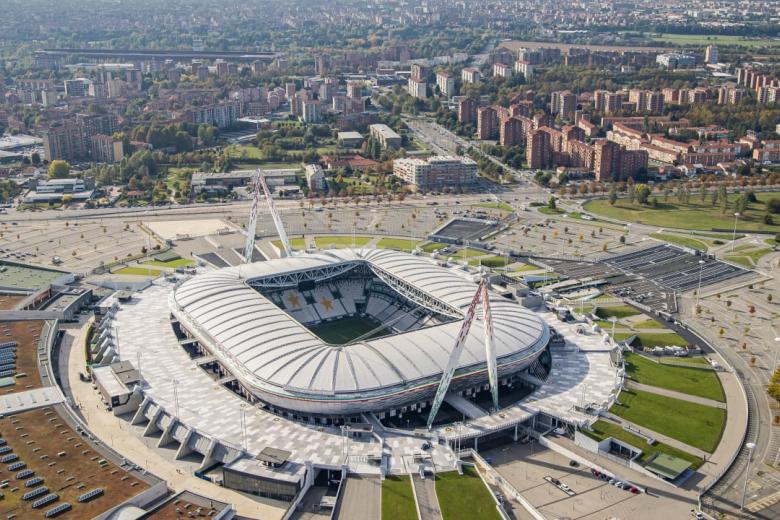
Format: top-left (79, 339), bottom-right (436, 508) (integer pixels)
top-left (30, 152), bottom-right (41, 165)
top-left (548, 196), bottom-right (556, 210)
top-left (48, 160), bottom-right (70, 179)
top-left (768, 367), bottom-right (780, 403)
top-left (635, 183), bottom-right (651, 205)
top-left (767, 198), bottom-right (780, 214)
top-left (609, 191), bottom-right (618, 205)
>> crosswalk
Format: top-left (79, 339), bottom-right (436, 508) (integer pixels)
top-left (747, 489), bottom-right (780, 513)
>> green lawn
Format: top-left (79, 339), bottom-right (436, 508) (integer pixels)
top-left (611, 389), bottom-right (726, 453)
top-left (468, 255), bottom-right (510, 267)
top-left (511, 263), bottom-right (540, 272)
top-left (614, 331), bottom-right (687, 347)
top-left (477, 202), bottom-right (513, 212)
top-left (376, 237), bottom-right (421, 251)
top-left (631, 318), bottom-right (666, 329)
top-left (538, 206), bottom-right (565, 215)
top-left (649, 33), bottom-right (780, 48)
top-left (436, 467), bottom-right (501, 520)
top-left (142, 258), bottom-right (195, 268)
top-left (421, 242), bottom-right (447, 253)
top-left (114, 266), bottom-right (162, 276)
top-left (595, 319), bottom-right (623, 329)
top-left (649, 232), bottom-right (709, 251)
top-left (313, 235), bottom-right (372, 248)
top-left (584, 193), bottom-right (780, 232)
top-left (307, 315), bottom-right (382, 344)
top-left (583, 420), bottom-right (704, 470)
top-left (693, 231), bottom-right (744, 240)
top-left (724, 247), bottom-right (772, 268)
top-left (382, 475), bottom-right (417, 520)
top-left (454, 247), bottom-right (488, 259)
top-left (595, 304), bottom-right (641, 319)
top-left (272, 237), bottom-right (307, 250)
top-left (624, 352), bottom-right (725, 402)
top-left (659, 356), bottom-right (712, 367)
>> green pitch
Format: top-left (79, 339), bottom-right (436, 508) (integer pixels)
top-left (307, 315), bottom-right (386, 344)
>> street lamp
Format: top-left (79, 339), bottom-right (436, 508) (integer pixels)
top-left (695, 260), bottom-right (705, 310)
top-left (171, 379), bottom-right (180, 419)
top-left (610, 316), bottom-right (618, 343)
top-left (731, 212), bottom-right (740, 252)
top-left (773, 336), bottom-right (780, 372)
top-left (740, 442), bottom-right (756, 510)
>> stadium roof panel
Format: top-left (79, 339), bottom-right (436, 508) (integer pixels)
top-left (171, 250), bottom-right (549, 406)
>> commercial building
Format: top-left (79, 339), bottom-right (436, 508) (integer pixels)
top-left (392, 155), bottom-right (477, 189)
top-left (337, 131), bottom-right (364, 148)
top-left (64, 79), bottom-right (89, 97)
top-left (369, 124), bottom-right (402, 149)
top-left (656, 53), bottom-right (696, 69)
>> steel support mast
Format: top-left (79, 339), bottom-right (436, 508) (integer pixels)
top-left (426, 280), bottom-right (484, 429)
top-left (481, 282), bottom-right (499, 411)
top-left (243, 172), bottom-right (262, 263)
top-left (258, 171), bottom-right (292, 257)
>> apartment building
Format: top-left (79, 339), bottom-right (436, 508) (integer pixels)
top-left (392, 156), bottom-right (477, 189)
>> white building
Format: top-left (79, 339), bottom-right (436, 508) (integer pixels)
top-left (369, 124), bottom-right (402, 149)
top-left (493, 63), bottom-right (512, 78)
top-left (656, 53), bottom-right (696, 69)
top-left (301, 99), bottom-right (322, 123)
top-left (436, 71), bottom-right (455, 98)
top-left (392, 155), bottom-right (478, 189)
top-left (514, 60), bottom-right (534, 79)
top-left (305, 164), bottom-right (327, 192)
top-left (461, 67), bottom-right (481, 84)
top-left (407, 77), bottom-right (427, 99)
top-left (704, 45), bottom-right (719, 65)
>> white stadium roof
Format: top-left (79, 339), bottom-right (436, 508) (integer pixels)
top-left (171, 249), bottom-right (548, 401)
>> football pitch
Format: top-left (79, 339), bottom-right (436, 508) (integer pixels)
top-left (308, 315), bottom-right (386, 344)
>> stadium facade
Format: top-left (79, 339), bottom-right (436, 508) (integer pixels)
top-left (170, 249), bottom-right (551, 421)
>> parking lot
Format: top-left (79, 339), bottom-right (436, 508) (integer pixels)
top-left (483, 441), bottom-right (697, 520)
top-left (0, 219), bottom-right (150, 274)
top-left (605, 244), bottom-right (752, 292)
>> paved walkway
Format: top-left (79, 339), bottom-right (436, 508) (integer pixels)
top-left (602, 413), bottom-right (709, 459)
top-left (412, 473), bottom-right (443, 520)
top-left (62, 321), bottom-right (290, 520)
top-left (332, 475), bottom-right (380, 520)
top-left (626, 381), bottom-right (726, 409)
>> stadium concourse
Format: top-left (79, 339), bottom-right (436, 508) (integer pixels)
top-left (98, 247), bottom-right (623, 504)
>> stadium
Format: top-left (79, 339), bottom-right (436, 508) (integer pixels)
top-left (170, 248), bottom-right (552, 422)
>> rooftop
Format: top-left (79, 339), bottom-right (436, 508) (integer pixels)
top-left (0, 261), bottom-right (71, 291)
